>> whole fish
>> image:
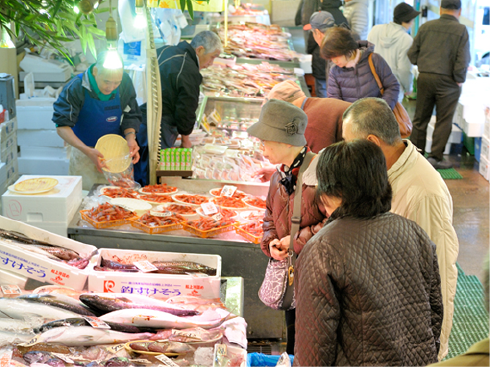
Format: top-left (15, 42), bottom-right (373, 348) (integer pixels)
top-left (100, 309), bottom-right (235, 330)
top-left (0, 298), bottom-right (80, 321)
top-left (17, 293), bottom-right (97, 317)
top-left (32, 286), bottom-right (82, 299)
top-left (79, 293), bottom-right (199, 316)
top-left (23, 351), bottom-right (64, 367)
top-left (35, 317), bottom-right (156, 334)
top-left (33, 326), bottom-right (153, 346)
top-left (101, 259), bottom-right (138, 271)
top-left (0, 330), bottom-right (34, 345)
top-left (0, 229), bottom-right (53, 246)
top-left (151, 261), bottom-right (216, 276)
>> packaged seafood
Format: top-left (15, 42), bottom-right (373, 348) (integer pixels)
top-left (0, 216), bottom-right (97, 290)
top-left (182, 217), bottom-right (236, 239)
top-left (99, 186), bottom-right (139, 199)
top-left (131, 213), bottom-right (185, 235)
top-left (138, 194), bottom-right (175, 204)
top-left (139, 183), bottom-right (178, 195)
top-left (209, 188), bottom-right (247, 199)
top-left (196, 207), bottom-right (238, 220)
top-left (212, 196), bottom-right (249, 210)
top-left (172, 194), bottom-right (210, 206)
top-left (234, 222), bottom-right (264, 244)
top-left (87, 248), bottom-right (221, 298)
top-left (110, 198), bottom-right (152, 216)
top-left (242, 196), bottom-right (267, 210)
top-left (80, 203), bottom-right (138, 229)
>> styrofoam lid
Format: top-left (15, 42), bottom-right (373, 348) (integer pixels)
top-left (110, 198), bottom-right (152, 213)
top-left (95, 134), bottom-right (131, 173)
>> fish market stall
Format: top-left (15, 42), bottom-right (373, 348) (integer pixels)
top-left (67, 178), bottom-right (284, 340)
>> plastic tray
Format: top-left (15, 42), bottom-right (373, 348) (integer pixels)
top-left (234, 223), bottom-right (263, 244)
top-left (80, 210), bottom-right (138, 229)
top-left (131, 220), bottom-right (183, 235)
top-left (182, 222), bottom-right (235, 238)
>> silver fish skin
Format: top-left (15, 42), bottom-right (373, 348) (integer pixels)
top-left (35, 317), bottom-right (155, 334)
top-left (0, 298), bottom-right (80, 321)
top-left (0, 330), bottom-right (35, 346)
top-left (79, 293), bottom-right (199, 316)
top-left (35, 326), bottom-right (153, 346)
top-left (17, 293), bottom-right (97, 317)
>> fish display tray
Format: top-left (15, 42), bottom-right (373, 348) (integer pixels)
top-left (182, 222), bottom-right (236, 239)
top-left (0, 216), bottom-right (97, 290)
top-left (87, 248), bottom-right (222, 298)
top-left (234, 224), bottom-right (262, 244)
top-left (80, 210), bottom-right (138, 229)
top-left (131, 220), bottom-right (183, 235)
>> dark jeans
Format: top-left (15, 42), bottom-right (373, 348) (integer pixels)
top-left (410, 73), bottom-right (461, 161)
top-left (285, 308), bottom-right (295, 355)
top-left (314, 78), bottom-right (327, 98)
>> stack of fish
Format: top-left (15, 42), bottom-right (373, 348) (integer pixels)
top-left (0, 287), bottom-right (246, 366)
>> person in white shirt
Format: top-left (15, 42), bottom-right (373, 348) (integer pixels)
top-left (343, 0), bottom-right (369, 40)
top-left (368, 3), bottom-right (420, 101)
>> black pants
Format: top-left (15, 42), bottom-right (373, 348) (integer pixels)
top-left (410, 73), bottom-right (461, 161)
top-left (285, 308), bottom-right (295, 355)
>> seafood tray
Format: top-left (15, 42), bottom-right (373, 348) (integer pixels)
top-left (87, 248), bottom-right (222, 298)
top-left (234, 223), bottom-right (263, 244)
top-left (80, 210), bottom-right (138, 229)
top-left (182, 221), bottom-right (236, 239)
top-left (131, 215), bottom-right (184, 235)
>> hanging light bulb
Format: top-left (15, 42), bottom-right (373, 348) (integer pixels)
top-left (103, 48), bottom-right (123, 69)
top-left (103, 15), bottom-right (122, 69)
top-left (134, 0), bottom-right (147, 29)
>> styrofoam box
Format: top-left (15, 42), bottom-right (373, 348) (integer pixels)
top-left (16, 98), bottom-right (56, 130)
top-left (425, 138), bottom-right (451, 155)
top-left (20, 145), bottom-right (69, 159)
top-left (0, 162), bottom-right (6, 184)
top-left (427, 122), bottom-right (463, 144)
top-left (6, 159), bottom-right (18, 185)
top-left (1, 133), bottom-right (16, 152)
top-left (2, 175), bottom-right (82, 224)
top-left (1, 145), bottom-right (17, 166)
top-left (18, 157), bottom-right (69, 176)
top-left (479, 155), bottom-right (489, 181)
top-left (29, 221), bottom-right (71, 238)
top-left (0, 268), bottom-right (28, 288)
top-left (484, 122), bottom-right (490, 140)
top-left (0, 117), bottom-right (17, 142)
top-left (17, 129), bottom-right (65, 147)
top-left (88, 248), bottom-right (222, 299)
top-left (0, 215), bottom-right (96, 290)
top-left (481, 136), bottom-right (490, 162)
top-left (459, 118), bottom-right (484, 138)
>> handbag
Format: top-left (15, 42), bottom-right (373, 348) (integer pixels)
top-left (258, 152), bottom-right (315, 311)
top-left (368, 54), bottom-right (413, 139)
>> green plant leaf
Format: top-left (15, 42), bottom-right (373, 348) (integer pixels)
top-left (80, 24), bottom-right (88, 54)
top-left (51, 0), bottom-right (63, 18)
top-left (81, 19), bottom-right (96, 26)
top-left (87, 32), bottom-right (96, 59)
top-left (87, 26), bottom-right (105, 36)
top-left (180, 0), bottom-right (186, 12)
top-left (187, 0), bottom-right (193, 19)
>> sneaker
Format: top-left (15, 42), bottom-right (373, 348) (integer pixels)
top-left (428, 157), bottom-right (453, 170)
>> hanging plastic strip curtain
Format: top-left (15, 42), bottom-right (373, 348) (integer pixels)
top-left (147, 0), bottom-right (225, 12)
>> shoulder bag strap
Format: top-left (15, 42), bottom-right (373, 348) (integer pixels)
top-left (368, 53), bottom-right (385, 95)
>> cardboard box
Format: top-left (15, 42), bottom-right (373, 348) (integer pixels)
top-left (0, 215), bottom-right (96, 290)
top-left (2, 175), bottom-right (82, 224)
top-left (20, 146), bottom-right (69, 159)
top-left (17, 129), bottom-right (65, 147)
top-left (6, 158), bottom-right (18, 185)
top-left (479, 155), bottom-right (489, 181)
top-left (0, 117), bottom-right (17, 142)
top-left (16, 98), bottom-right (56, 130)
top-left (88, 248), bottom-right (222, 299)
top-left (18, 157), bottom-right (69, 176)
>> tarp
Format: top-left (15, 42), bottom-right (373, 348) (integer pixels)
top-left (247, 353), bottom-right (295, 367)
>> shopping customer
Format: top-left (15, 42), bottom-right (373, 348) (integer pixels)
top-left (246, 99), bottom-right (327, 355)
top-left (266, 80), bottom-right (350, 153)
top-left (294, 139), bottom-right (442, 366)
top-left (321, 27), bottom-right (399, 109)
top-left (407, 0), bottom-right (470, 169)
top-left (343, 0), bottom-right (370, 40)
top-left (342, 97), bottom-right (459, 360)
top-left (368, 2), bottom-right (420, 101)
top-left (53, 50), bottom-right (142, 190)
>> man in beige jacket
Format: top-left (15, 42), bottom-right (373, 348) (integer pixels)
top-left (342, 97), bottom-right (459, 361)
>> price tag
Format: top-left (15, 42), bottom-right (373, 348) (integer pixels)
top-left (133, 260), bottom-right (159, 273)
top-left (0, 285), bottom-right (21, 296)
top-left (201, 202), bottom-right (218, 215)
top-left (150, 210), bottom-right (173, 218)
top-left (172, 328), bottom-right (203, 341)
top-left (155, 354), bottom-right (180, 367)
top-left (82, 316), bottom-right (111, 329)
top-left (220, 185), bottom-right (237, 197)
top-left (212, 213), bottom-right (223, 221)
top-left (18, 335), bottom-right (41, 347)
top-left (214, 344), bottom-right (228, 367)
top-left (51, 353), bottom-right (74, 364)
top-left (130, 359), bottom-right (152, 365)
top-left (105, 343), bottom-right (126, 354)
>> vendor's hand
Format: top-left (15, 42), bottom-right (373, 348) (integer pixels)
top-left (85, 148), bottom-right (106, 173)
top-left (253, 167), bottom-right (275, 182)
top-left (126, 135), bottom-right (140, 164)
top-left (181, 135), bottom-right (192, 148)
top-left (269, 239), bottom-right (289, 261)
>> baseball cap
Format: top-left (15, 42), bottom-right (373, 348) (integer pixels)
top-left (303, 11), bottom-right (335, 31)
top-left (393, 3), bottom-right (421, 23)
top-left (441, 0), bottom-right (461, 9)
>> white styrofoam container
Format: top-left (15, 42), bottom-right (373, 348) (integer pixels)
top-left (6, 159), bottom-right (18, 186)
top-left (481, 136), bottom-right (490, 162)
top-left (459, 118), bottom-right (484, 138)
top-left (0, 162), bottom-right (6, 184)
top-left (88, 248), bottom-right (222, 299)
top-left (0, 268), bottom-right (28, 288)
top-left (0, 133), bottom-right (16, 152)
top-left (0, 145), bottom-right (17, 166)
top-left (484, 122), bottom-right (490, 140)
top-left (0, 117), bottom-right (17, 142)
top-left (17, 129), bottom-right (65, 147)
top-left (2, 175), bottom-right (82, 224)
top-left (28, 221), bottom-right (70, 237)
top-left (0, 215), bottom-right (96, 290)
top-left (15, 98), bottom-right (56, 130)
top-left (18, 157), bottom-right (69, 176)
top-left (20, 146), bottom-right (69, 159)
top-left (425, 138), bottom-right (451, 155)
top-left (427, 122), bottom-right (463, 144)
top-left (479, 155), bottom-right (489, 181)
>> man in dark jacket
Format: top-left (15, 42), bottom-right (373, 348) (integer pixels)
top-left (53, 50), bottom-right (142, 190)
top-left (408, 0), bottom-right (470, 169)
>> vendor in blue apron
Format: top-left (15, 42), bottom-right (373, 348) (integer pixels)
top-left (53, 50), bottom-right (142, 190)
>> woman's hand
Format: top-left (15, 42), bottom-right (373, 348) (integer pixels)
top-left (269, 238), bottom-right (289, 261)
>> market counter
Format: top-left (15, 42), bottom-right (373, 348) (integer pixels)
top-left (68, 179), bottom-right (284, 340)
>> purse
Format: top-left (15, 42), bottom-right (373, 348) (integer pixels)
top-left (258, 151), bottom-right (315, 311)
top-left (368, 54), bottom-right (413, 139)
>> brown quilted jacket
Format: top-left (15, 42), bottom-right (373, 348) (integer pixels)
top-left (261, 170), bottom-right (327, 257)
top-left (294, 213), bottom-right (443, 366)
